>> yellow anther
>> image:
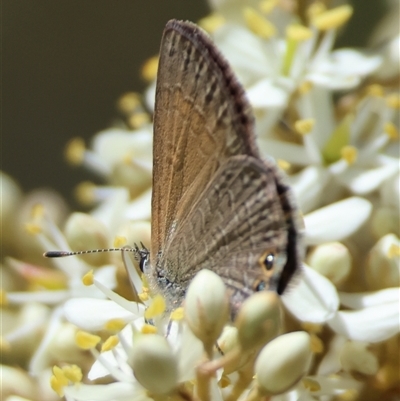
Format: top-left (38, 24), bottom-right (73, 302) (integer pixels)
top-left (24, 223), bottom-right (42, 235)
top-left (104, 318), bottom-right (126, 331)
top-left (141, 324), bottom-right (158, 334)
top-left (277, 159), bottom-right (291, 171)
top-left (312, 5), bottom-right (353, 31)
top-left (65, 137), bottom-right (85, 166)
top-left (75, 330), bottom-right (101, 350)
top-left (144, 294), bottom-right (166, 319)
top-left (52, 366), bottom-right (69, 386)
top-left (101, 335), bottom-right (120, 352)
top-left (62, 365), bottom-right (83, 383)
top-left (366, 84), bottom-right (384, 97)
top-left (0, 290), bottom-right (8, 306)
top-left (307, 2), bottom-right (326, 19)
top-left (298, 80), bottom-right (313, 94)
top-left (338, 389), bottom-right (359, 401)
top-left (113, 236), bottom-right (127, 248)
top-left (74, 181), bottom-right (96, 206)
top-left (50, 375), bottom-right (65, 397)
top-left (244, 7), bottom-right (276, 39)
top-left (386, 93), bottom-right (400, 109)
top-left (31, 203), bottom-right (45, 219)
top-left (170, 307), bottom-right (184, 321)
top-left (82, 270), bottom-right (94, 286)
top-left (301, 322), bottom-right (323, 334)
top-left (258, 0), bottom-right (278, 14)
top-left (198, 13), bottom-right (225, 33)
top-left (384, 122), bottom-right (399, 140)
top-left (128, 112), bottom-right (150, 129)
top-left (387, 243), bottom-right (400, 259)
top-left (310, 333), bottom-right (324, 354)
top-left (141, 55), bottom-right (159, 82)
top-left (138, 292), bottom-right (149, 302)
top-left (302, 377), bottom-right (321, 392)
top-left (286, 24), bottom-right (313, 41)
top-left (117, 92), bottom-right (141, 114)
top-left (294, 118), bottom-right (315, 135)
top-left (341, 145), bottom-right (358, 165)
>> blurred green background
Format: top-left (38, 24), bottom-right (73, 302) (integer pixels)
top-left (2, 0), bottom-right (385, 203)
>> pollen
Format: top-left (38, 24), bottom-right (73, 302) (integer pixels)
top-left (170, 307), bottom-right (184, 321)
top-left (75, 181), bottom-right (96, 206)
top-left (101, 335), bottom-right (120, 352)
top-left (141, 55), bottom-right (159, 82)
top-left (244, 7), bottom-right (276, 39)
top-left (117, 92), bottom-right (141, 114)
top-left (82, 270), bottom-right (94, 286)
top-left (302, 377), bottom-right (321, 392)
top-left (105, 318), bottom-right (126, 331)
top-left (295, 118), bottom-right (315, 135)
top-left (50, 375), bottom-right (65, 397)
top-left (298, 80), bottom-right (313, 94)
top-left (387, 243), bottom-right (400, 259)
top-left (144, 294), bottom-right (166, 319)
top-left (52, 365), bottom-right (69, 386)
top-left (139, 292), bottom-right (149, 301)
top-left (198, 13), bottom-right (225, 33)
top-left (384, 122), bottom-right (399, 140)
top-left (307, 2), bottom-right (326, 19)
top-left (24, 223), bottom-right (42, 235)
top-left (277, 159), bottom-right (291, 171)
top-left (386, 93), bottom-right (400, 109)
top-left (141, 324), bottom-right (158, 334)
top-left (311, 5), bottom-right (353, 31)
top-left (286, 24), bottom-right (313, 41)
top-left (62, 364), bottom-right (83, 383)
top-left (75, 330), bottom-right (101, 350)
top-left (341, 145), bottom-right (358, 165)
top-left (129, 112), bottom-right (151, 129)
top-left (258, 0), bottom-right (278, 14)
top-left (65, 137), bottom-right (86, 166)
top-left (365, 84), bottom-right (384, 97)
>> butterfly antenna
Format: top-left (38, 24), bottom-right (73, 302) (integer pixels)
top-left (43, 247), bottom-right (138, 258)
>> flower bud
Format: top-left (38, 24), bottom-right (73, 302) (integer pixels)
top-left (255, 331), bottom-right (312, 395)
top-left (366, 234), bottom-right (400, 290)
top-left (130, 334), bottom-right (178, 394)
top-left (184, 269), bottom-right (229, 348)
top-left (64, 213), bottom-right (109, 266)
top-left (235, 292), bottom-right (281, 351)
top-left (307, 242), bottom-right (351, 285)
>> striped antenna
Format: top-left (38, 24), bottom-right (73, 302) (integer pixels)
top-left (43, 243), bottom-right (148, 258)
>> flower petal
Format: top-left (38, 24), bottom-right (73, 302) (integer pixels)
top-left (281, 265), bottom-right (339, 323)
top-left (304, 197), bottom-right (372, 245)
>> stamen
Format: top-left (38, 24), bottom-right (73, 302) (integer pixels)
top-left (384, 122), bottom-right (399, 140)
top-left (307, 2), bottom-right (326, 19)
top-left (198, 13), bottom-right (225, 33)
top-left (170, 307), bottom-right (184, 321)
top-left (75, 330), bottom-right (101, 349)
top-left (117, 92), bottom-right (141, 114)
top-left (144, 294), bottom-right (166, 319)
top-left (277, 159), bottom-right (291, 171)
top-left (74, 181), bottom-right (97, 205)
top-left (294, 118), bottom-right (315, 135)
top-left (366, 84), bottom-right (384, 97)
top-left (311, 5), bottom-right (353, 31)
top-left (386, 93), bottom-right (400, 109)
top-left (287, 24), bottom-right (313, 41)
top-left (258, 0), bottom-right (278, 14)
top-left (128, 112), bottom-right (150, 129)
top-left (387, 244), bottom-right (400, 259)
top-left (104, 318), bottom-right (126, 332)
top-left (298, 80), bottom-right (313, 94)
top-left (141, 55), bottom-right (159, 82)
top-left (244, 7), bottom-right (276, 39)
top-left (64, 137), bottom-right (86, 166)
top-left (31, 203), bottom-right (45, 219)
top-left (62, 365), bottom-right (83, 383)
top-left (25, 223), bottom-right (42, 235)
top-left (302, 377), bottom-right (321, 392)
top-left (82, 270), bottom-right (94, 286)
top-left (141, 324), bottom-right (158, 334)
top-left (310, 333), bottom-right (324, 353)
top-left (341, 145), bottom-right (358, 165)
top-left (101, 335), bottom-right (119, 352)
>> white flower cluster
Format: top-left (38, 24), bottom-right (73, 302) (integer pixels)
top-left (1, 1), bottom-right (399, 401)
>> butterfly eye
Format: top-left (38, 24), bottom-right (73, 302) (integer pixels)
top-left (263, 253), bottom-right (275, 270)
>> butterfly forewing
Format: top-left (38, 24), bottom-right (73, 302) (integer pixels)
top-left (152, 20), bottom-right (259, 263)
top-left (150, 19), bottom-right (302, 311)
